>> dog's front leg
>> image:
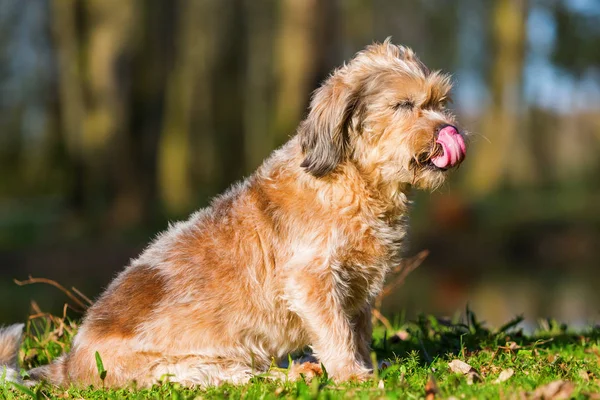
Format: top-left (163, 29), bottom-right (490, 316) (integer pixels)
top-left (352, 303), bottom-right (374, 370)
top-left (284, 268), bottom-right (371, 382)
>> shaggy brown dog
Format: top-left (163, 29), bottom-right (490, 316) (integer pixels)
top-left (0, 39), bottom-right (466, 388)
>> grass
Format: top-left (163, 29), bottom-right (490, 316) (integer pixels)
top-left (1, 307), bottom-right (599, 399)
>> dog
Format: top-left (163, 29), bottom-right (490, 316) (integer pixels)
top-left (0, 39), bottom-right (466, 388)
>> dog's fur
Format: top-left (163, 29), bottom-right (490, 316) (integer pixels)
top-left (0, 39), bottom-right (466, 388)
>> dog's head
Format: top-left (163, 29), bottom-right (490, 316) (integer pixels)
top-left (299, 39), bottom-right (466, 191)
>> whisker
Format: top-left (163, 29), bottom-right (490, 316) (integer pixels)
top-left (465, 131), bottom-right (490, 144)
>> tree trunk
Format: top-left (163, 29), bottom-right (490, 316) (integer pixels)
top-left (210, 0), bottom-right (247, 192)
top-left (272, 0), bottom-right (320, 142)
top-left (49, 0), bottom-right (87, 213)
top-left (129, 1), bottom-right (175, 223)
top-left (467, 0), bottom-right (528, 195)
top-left (243, 0), bottom-right (276, 172)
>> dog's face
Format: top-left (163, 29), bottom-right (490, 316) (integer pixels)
top-left (300, 40), bottom-right (467, 191)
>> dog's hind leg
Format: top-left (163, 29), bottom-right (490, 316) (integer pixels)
top-left (31, 343), bottom-right (257, 388)
top-left (147, 356), bottom-right (255, 387)
top-left (25, 341), bottom-right (167, 388)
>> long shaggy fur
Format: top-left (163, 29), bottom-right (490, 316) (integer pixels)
top-left (0, 39), bottom-right (466, 388)
top-left (0, 324), bottom-right (24, 384)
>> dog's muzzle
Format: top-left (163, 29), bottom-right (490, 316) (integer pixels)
top-left (431, 125), bottom-right (466, 169)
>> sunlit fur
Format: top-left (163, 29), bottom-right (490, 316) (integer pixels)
top-left (0, 39), bottom-right (466, 388)
top-left (0, 324), bottom-right (23, 384)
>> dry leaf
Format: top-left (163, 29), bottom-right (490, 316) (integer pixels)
top-left (494, 368), bottom-right (514, 384)
top-left (531, 380), bottom-right (574, 400)
top-left (448, 360), bottom-right (473, 374)
top-left (578, 369), bottom-right (589, 382)
top-left (377, 379), bottom-right (384, 389)
top-left (425, 375), bottom-right (439, 400)
top-left (448, 359), bottom-right (482, 385)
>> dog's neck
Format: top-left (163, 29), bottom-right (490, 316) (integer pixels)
top-left (335, 161), bottom-right (413, 219)
top-left (263, 138), bottom-right (412, 221)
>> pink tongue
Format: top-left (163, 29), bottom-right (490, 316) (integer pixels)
top-left (431, 126), bottom-right (466, 169)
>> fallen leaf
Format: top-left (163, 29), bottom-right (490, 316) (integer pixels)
top-left (578, 369), bottom-right (589, 382)
top-left (494, 368), bottom-right (514, 384)
top-left (425, 374), bottom-right (439, 400)
top-left (448, 359), bottom-right (482, 385)
top-left (531, 380), bottom-right (574, 400)
top-left (378, 379), bottom-right (384, 389)
top-left (448, 360), bottom-right (473, 374)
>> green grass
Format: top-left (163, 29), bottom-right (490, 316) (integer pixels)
top-left (2, 309), bottom-right (600, 399)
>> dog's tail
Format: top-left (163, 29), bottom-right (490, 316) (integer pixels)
top-left (0, 323), bottom-right (67, 386)
top-left (0, 324), bottom-right (24, 383)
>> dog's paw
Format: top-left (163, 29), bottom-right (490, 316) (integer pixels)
top-left (288, 361), bottom-right (323, 382)
top-left (330, 364), bottom-right (372, 383)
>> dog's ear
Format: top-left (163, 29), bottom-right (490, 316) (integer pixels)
top-left (299, 75), bottom-right (361, 177)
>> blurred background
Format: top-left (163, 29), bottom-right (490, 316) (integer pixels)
top-left (0, 0), bottom-right (599, 328)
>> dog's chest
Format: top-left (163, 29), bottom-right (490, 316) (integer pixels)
top-left (332, 216), bottom-right (407, 310)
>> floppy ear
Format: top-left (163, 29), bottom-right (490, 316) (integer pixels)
top-left (299, 75), bottom-right (361, 177)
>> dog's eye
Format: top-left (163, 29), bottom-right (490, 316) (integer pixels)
top-left (439, 97), bottom-right (452, 108)
top-left (394, 100), bottom-right (415, 110)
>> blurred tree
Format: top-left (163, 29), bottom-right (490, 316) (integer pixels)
top-left (159, 0), bottom-right (205, 214)
top-left (0, 0), bottom-right (58, 197)
top-left (82, 0), bottom-right (140, 227)
top-left (211, 0), bottom-right (247, 192)
top-left (51, 0), bottom-right (143, 228)
top-left (467, 0), bottom-right (530, 194)
top-left (551, 3), bottom-right (600, 77)
top-left (128, 1), bottom-right (175, 224)
top-left (51, 0), bottom-right (176, 228)
top-left (243, 0), bottom-right (276, 172)
top-left (187, 4), bottom-right (219, 199)
top-left (50, 0), bottom-right (87, 214)
top-left (272, 0), bottom-right (320, 143)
